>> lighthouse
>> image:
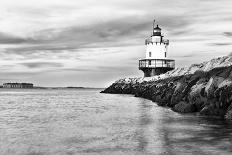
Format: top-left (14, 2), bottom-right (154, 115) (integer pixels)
top-left (139, 20), bottom-right (175, 77)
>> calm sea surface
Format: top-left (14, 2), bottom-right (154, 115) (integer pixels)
top-left (0, 89), bottom-right (232, 155)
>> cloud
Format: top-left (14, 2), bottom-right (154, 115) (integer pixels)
top-left (20, 62), bottom-right (63, 68)
top-left (0, 32), bottom-right (32, 44)
top-left (208, 42), bottom-right (232, 46)
top-left (228, 52), bottom-right (232, 56)
top-left (181, 53), bottom-right (198, 58)
top-left (223, 32), bottom-right (232, 37)
top-left (3, 13), bottom-right (193, 55)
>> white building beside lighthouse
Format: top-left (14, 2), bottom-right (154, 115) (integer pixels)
top-left (139, 20), bottom-right (175, 77)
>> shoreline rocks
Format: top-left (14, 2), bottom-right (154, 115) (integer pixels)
top-left (101, 56), bottom-right (232, 120)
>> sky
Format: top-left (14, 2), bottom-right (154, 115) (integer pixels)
top-left (0, 0), bottom-right (232, 87)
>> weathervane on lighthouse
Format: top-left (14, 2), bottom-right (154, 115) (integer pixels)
top-left (139, 20), bottom-right (175, 77)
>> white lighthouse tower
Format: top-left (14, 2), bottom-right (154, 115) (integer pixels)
top-left (139, 20), bottom-right (175, 77)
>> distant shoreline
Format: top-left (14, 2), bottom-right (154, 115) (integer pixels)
top-left (0, 86), bottom-right (103, 90)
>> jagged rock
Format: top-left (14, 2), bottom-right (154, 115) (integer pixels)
top-left (225, 105), bottom-right (232, 119)
top-left (188, 82), bottom-right (208, 111)
top-left (172, 101), bottom-right (197, 113)
top-left (200, 104), bottom-right (226, 117)
top-left (225, 110), bottom-right (232, 119)
top-left (205, 76), bottom-right (224, 98)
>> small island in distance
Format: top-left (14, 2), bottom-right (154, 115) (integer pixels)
top-left (0, 83), bottom-right (101, 89)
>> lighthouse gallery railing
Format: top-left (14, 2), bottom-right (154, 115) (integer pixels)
top-left (139, 59), bottom-right (175, 69)
top-left (145, 38), bottom-right (169, 45)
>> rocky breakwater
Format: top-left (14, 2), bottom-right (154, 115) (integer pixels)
top-left (101, 56), bottom-right (232, 120)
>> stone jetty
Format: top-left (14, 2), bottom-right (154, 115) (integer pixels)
top-left (101, 56), bottom-right (232, 120)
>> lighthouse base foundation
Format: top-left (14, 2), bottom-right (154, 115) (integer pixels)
top-left (140, 67), bottom-right (173, 77)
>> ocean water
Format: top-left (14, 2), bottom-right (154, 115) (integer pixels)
top-left (0, 89), bottom-right (232, 155)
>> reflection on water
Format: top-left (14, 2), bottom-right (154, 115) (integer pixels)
top-left (0, 89), bottom-right (232, 155)
top-left (136, 100), bottom-right (151, 152)
top-left (136, 102), bottom-right (232, 155)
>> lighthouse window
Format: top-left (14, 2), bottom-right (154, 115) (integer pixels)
top-left (165, 52), bottom-right (167, 57)
top-left (149, 52), bottom-right (152, 57)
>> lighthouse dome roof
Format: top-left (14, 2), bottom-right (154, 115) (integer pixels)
top-left (154, 25), bottom-right (161, 30)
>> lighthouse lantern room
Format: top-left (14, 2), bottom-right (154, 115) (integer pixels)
top-left (139, 20), bottom-right (175, 77)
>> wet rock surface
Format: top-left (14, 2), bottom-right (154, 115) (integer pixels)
top-left (101, 57), bottom-right (232, 120)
